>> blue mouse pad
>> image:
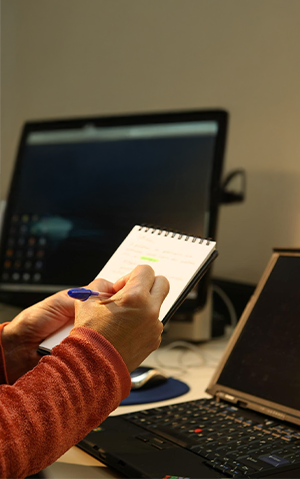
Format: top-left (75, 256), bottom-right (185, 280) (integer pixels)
top-left (120, 377), bottom-right (189, 405)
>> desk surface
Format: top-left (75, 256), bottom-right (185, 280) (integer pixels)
top-left (53, 335), bottom-right (229, 478)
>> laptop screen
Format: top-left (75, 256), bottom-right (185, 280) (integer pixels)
top-left (0, 110), bottom-right (227, 303)
top-left (217, 255), bottom-right (300, 412)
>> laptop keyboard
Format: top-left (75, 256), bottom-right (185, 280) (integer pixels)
top-left (125, 398), bottom-right (300, 477)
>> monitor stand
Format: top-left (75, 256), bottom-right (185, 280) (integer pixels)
top-left (166, 288), bottom-right (212, 342)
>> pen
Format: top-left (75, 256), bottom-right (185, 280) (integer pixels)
top-left (67, 288), bottom-right (114, 302)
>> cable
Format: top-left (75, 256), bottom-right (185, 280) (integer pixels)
top-left (212, 284), bottom-right (238, 328)
top-left (152, 286), bottom-right (238, 375)
top-left (153, 340), bottom-right (207, 376)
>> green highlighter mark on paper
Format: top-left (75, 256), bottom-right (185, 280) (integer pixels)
top-left (140, 256), bottom-right (159, 262)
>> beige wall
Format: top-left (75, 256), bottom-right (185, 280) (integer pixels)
top-left (1, 0), bottom-right (300, 285)
top-left (1, 0), bottom-right (19, 193)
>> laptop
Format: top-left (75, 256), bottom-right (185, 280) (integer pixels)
top-left (78, 250), bottom-right (300, 478)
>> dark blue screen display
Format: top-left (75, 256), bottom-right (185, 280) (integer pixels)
top-left (1, 125), bottom-right (217, 287)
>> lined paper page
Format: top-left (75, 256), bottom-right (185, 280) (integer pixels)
top-left (97, 225), bottom-right (216, 321)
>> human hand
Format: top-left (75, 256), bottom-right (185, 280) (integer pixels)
top-left (1, 265), bottom-right (169, 381)
top-left (1, 291), bottom-right (75, 384)
top-left (75, 265), bottom-right (170, 372)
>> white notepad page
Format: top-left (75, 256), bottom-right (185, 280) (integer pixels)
top-left (96, 225), bottom-right (216, 322)
top-left (39, 225), bottom-right (216, 352)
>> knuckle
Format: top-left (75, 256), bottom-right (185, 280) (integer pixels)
top-left (121, 288), bottom-right (148, 307)
top-left (158, 321), bottom-right (163, 334)
top-left (153, 334), bottom-right (162, 351)
top-left (148, 304), bottom-right (160, 322)
top-left (138, 264), bottom-right (154, 274)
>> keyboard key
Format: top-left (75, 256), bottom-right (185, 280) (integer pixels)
top-left (238, 455), bottom-right (273, 471)
top-left (259, 454), bottom-right (290, 467)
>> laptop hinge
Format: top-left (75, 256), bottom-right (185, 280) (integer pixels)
top-left (215, 391), bottom-right (299, 424)
top-left (216, 391), bottom-right (238, 404)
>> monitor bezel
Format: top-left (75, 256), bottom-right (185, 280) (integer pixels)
top-left (0, 109), bottom-right (228, 306)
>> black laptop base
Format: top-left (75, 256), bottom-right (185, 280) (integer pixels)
top-left (78, 398), bottom-right (300, 479)
top-left (78, 414), bottom-right (221, 479)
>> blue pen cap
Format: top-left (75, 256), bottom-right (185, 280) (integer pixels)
top-left (67, 288), bottom-right (95, 301)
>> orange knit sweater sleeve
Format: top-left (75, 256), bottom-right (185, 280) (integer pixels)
top-left (0, 324), bottom-right (131, 478)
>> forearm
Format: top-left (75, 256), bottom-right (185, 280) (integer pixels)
top-left (0, 327), bottom-right (131, 478)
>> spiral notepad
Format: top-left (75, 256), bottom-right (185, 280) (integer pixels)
top-left (96, 225), bottom-right (218, 324)
top-left (39, 225), bottom-right (217, 352)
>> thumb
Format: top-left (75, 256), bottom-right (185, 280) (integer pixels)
top-left (86, 277), bottom-right (115, 294)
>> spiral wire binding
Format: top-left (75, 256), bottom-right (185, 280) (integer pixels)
top-left (138, 224), bottom-right (213, 246)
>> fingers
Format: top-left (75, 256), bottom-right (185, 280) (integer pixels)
top-left (113, 265), bottom-right (156, 293)
top-left (79, 277), bottom-right (116, 305)
top-left (150, 275), bottom-right (170, 303)
top-left (85, 266), bottom-right (169, 310)
top-left (111, 266), bottom-right (169, 317)
top-left (86, 277), bottom-right (115, 294)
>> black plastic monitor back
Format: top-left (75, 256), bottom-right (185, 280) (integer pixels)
top-left (0, 109), bottom-right (228, 307)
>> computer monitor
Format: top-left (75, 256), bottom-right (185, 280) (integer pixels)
top-left (0, 110), bottom-right (228, 308)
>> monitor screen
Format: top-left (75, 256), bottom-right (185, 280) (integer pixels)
top-left (0, 110), bottom-right (227, 306)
